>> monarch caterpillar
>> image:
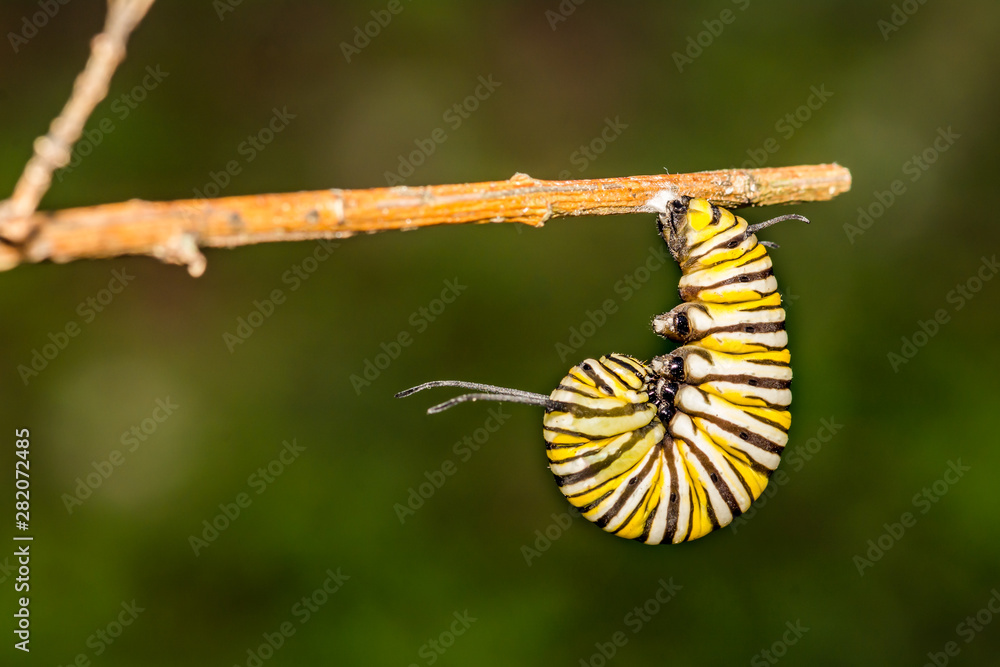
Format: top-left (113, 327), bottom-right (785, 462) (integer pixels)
top-left (398, 196), bottom-right (807, 544)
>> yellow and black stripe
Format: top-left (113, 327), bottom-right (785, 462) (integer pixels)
top-left (542, 197), bottom-right (796, 544)
top-left (400, 196), bottom-right (804, 545)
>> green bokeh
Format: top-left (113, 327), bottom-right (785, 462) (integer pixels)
top-left (2, 1), bottom-right (999, 665)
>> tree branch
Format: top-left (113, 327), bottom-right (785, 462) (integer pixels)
top-left (0, 0), bottom-right (156, 226)
top-left (0, 164), bottom-right (850, 276)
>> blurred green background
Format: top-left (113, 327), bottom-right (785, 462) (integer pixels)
top-left (2, 1), bottom-right (999, 665)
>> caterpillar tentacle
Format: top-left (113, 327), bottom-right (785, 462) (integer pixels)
top-left (426, 392), bottom-right (554, 414)
top-left (396, 380), bottom-right (550, 402)
top-left (395, 381), bottom-right (554, 413)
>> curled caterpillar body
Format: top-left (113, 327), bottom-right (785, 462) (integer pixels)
top-left (398, 196), bottom-right (805, 545)
top-left (544, 198), bottom-right (795, 543)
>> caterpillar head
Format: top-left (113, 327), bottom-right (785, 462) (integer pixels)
top-left (651, 302), bottom-right (704, 343)
top-left (658, 196), bottom-right (808, 268)
top-left (658, 197), bottom-right (736, 263)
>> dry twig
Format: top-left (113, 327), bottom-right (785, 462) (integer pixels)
top-left (0, 164), bottom-right (851, 276)
top-left (0, 1), bottom-right (849, 277)
top-left (0, 0), bottom-right (155, 230)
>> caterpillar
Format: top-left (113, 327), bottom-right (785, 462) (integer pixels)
top-left (398, 196), bottom-right (807, 544)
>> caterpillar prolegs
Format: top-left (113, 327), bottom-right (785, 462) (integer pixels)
top-left (398, 197), bottom-right (807, 544)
